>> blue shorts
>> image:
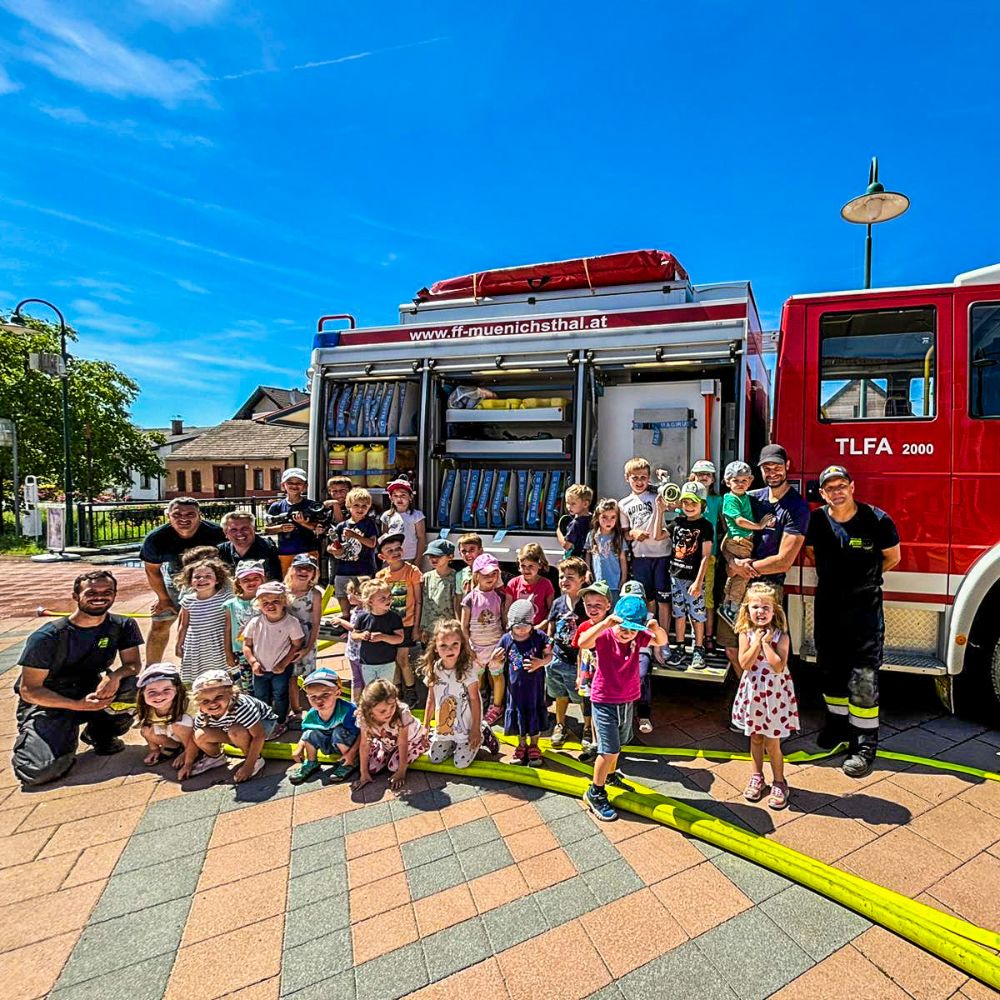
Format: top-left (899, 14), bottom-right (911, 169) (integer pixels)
top-left (302, 724), bottom-right (358, 755)
top-left (630, 557), bottom-right (671, 605)
top-left (591, 701), bottom-right (634, 756)
top-left (545, 659), bottom-right (582, 703)
top-left (670, 578), bottom-right (707, 623)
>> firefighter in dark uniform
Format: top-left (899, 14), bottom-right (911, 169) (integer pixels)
top-left (805, 465), bottom-right (901, 777)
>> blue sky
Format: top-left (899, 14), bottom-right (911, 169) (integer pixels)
top-left (1, 1), bottom-right (997, 428)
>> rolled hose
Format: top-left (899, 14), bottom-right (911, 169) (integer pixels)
top-left (228, 737), bottom-right (1000, 987)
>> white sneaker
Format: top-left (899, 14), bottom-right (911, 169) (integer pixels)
top-left (189, 754), bottom-right (228, 776)
top-left (251, 757), bottom-right (266, 777)
top-left (550, 723), bottom-right (566, 747)
top-left (638, 718), bottom-right (653, 735)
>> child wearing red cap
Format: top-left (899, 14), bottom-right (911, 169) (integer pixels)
top-left (380, 476), bottom-right (426, 564)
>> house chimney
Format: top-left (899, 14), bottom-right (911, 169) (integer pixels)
top-left (171, 417), bottom-right (184, 436)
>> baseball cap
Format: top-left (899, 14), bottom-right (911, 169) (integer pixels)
top-left (507, 599), bottom-right (536, 627)
top-left (376, 531), bottom-right (405, 552)
top-left (386, 477), bottom-right (414, 494)
top-left (680, 481), bottom-right (708, 505)
top-left (723, 461), bottom-right (753, 481)
top-left (235, 559), bottom-right (266, 579)
top-left (613, 594), bottom-right (651, 633)
top-left (425, 538), bottom-right (456, 558)
top-left (137, 662), bottom-right (181, 688)
top-left (291, 553), bottom-right (319, 570)
top-left (192, 669), bottom-right (234, 694)
top-left (691, 459), bottom-right (716, 476)
top-left (620, 580), bottom-right (646, 599)
top-left (758, 444), bottom-right (788, 466)
top-left (257, 581), bottom-right (286, 597)
top-left (281, 467), bottom-right (308, 484)
top-left (302, 667), bottom-right (342, 690)
top-left (578, 580), bottom-right (612, 601)
top-left (472, 553), bottom-right (500, 575)
top-left (819, 464), bottom-right (852, 487)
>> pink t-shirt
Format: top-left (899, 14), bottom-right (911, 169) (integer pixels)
top-left (461, 588), bottom-right (504, 648)
top-left (504, 576), bottom-right (555, 625)
top-left (590, 628), bottom-right (651, 704)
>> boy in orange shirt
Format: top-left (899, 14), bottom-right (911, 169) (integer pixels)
top-left (376, 531), bottom-right (423, 705)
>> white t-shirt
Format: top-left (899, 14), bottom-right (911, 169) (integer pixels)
top-left (618, 489), bottom-right (670, 559)
top-left (381, 509), bottom-right (425, 561)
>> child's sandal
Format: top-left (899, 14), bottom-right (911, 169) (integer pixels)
top-left (768, 780), bottom-right (790, 810)
top-left (743, 772), bottom-right (766, 802)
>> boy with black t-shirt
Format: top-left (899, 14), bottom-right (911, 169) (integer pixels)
top-left (653, 481), bottom-right (714, 670)
top-left (328, 487), bottom-right (379, 617)
top-left (545, 557), bottom-right (588, 747)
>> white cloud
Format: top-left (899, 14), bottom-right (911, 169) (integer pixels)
top-left (176, 278), bottom-right (209, 294)
top-left (0, 0), bottom-right (212, 105)
top-left (134, 0), bottom-right (230, 28)
top-left (68, 298), bottom-right (158, 339)
top-left (53, 276), bottom-right (132, 303)
top-left (0, 62), bottom-right (21, 94)
top-left (36, 104), bottom-right (214, 148)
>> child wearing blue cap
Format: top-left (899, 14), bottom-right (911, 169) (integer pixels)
top-left (577, 593), bottom-right (667, 821)
top-left (288, 667), bottom-right (361, 784)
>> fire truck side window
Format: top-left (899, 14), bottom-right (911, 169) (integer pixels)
top-left (970, 303), bottom-right (1000, 418)
top-left (818, 307), bottom-right (936, 421)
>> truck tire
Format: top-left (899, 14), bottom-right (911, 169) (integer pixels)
top-left (991, 635), bottom-right (1000, 707)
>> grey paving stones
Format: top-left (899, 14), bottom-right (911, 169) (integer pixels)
top-left (354, 941), bottom-right (429, 1000)
top-left (114, 816), bottom-right (216, 874)
top-left (291, 837), bottom-right (346, 878)
top-left (281, 927), bottom-right (353, 995)
top-left (760, 884), bottom-right (870, 960)
top-left (401, 829), bottom-right (454, 870)
top-left (407, 854), bottom-right (466, 900)
top-left (447, 816), bottom-right (500, 853)
top-left (580, 858), bottom-right (644, 904)
top-left (283, 970), bottom-right (356, 1000)
top-left (482, 895), bottom-right (549, 952)
top-left (694, 908), bottom-right (813, 1000)
top-left (534, 792), bottom-right (582, 821)
top-left (457, 837), bottom-right (514, 880)
top-left (563, 832), bottom-right (622, 873)
top-left (534, 874), bottom-right (601, 925)
top-left (292, 814), bottom-right (344, 850)
top-left (90, 853), bottom-right (203, 923)
top-left (422, 915), bottom-right (492, 982)
top-left (286, 864), bottom-right (349, 910)
top-left (134, 785), bottom-right (226, 833)
top-left (619, 941), bottom-right (738, 1000)
top-left (51, 952), bottom-right (175, 1000)
top-left (344, 801), bottom-right (392, 834)
top-left (709, 853), bottom-right (792, 902)
top-left (283, 891), bottom-right (351, 949)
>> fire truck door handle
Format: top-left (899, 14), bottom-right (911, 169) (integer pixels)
top-left (805, 479), bottom-right (821, 503)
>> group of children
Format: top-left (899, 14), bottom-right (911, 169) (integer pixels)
top-left (131, 453), bottom-right (799, 819)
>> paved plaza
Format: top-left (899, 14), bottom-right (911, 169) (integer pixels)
top-left (1, 562), bottom-right (999, 1000)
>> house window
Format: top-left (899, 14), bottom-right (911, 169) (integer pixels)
top-left (819, 307), bottom-right (936, 421)
top-left (140, 472), bottom-right (152, 490)
top-left (970, 302), bottom-right (1000, 418)
top-left (177, 470), bottom-right (187, 492)
top-left (253, 468), bottom-right (264, 491)
top-left (191, 470), bottom-right (202, 493)
top-left (270, 468), bottom-right (281, 491)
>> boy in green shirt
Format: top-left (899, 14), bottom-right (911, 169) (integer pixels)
top-left (720, 461), bottom-right (775, 623)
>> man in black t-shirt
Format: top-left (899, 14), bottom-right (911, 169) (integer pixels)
top-left (805, 465), bottom-right (901, 778)
top-left (13, 571), bottom-right (143, 786)
top-left (139, 497), bottom-right (225, 660)
top-left (216, 511), bottom-right (282, 581)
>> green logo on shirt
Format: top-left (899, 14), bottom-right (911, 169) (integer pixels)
top-left (97, 637), bottom-right (110, 648)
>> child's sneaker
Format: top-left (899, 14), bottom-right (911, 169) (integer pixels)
top-left (768, 780), bottom-right (790, 810)
top-left (550, 723), bottom-right (566, 747)
top-left (483, 703), bottom-right (503, 726)
top-left (189, 753), bottom-right (228, 776)
top-left (578, 743), bottom-right (598, 764)
top-left (743, 772), bottom-right (766, 802)
top-left (288, 759), bottom-right (321, 785)
top-left (666, 646), bottom-right (686, 669)
top-left (690, 647), bottom-right (706, 670)
top-left (605, 770), bottom-right (634, 790)
top-left (638, 717), bottom-right (653, 735)
top-left (527, 745), bottom-right (544, 767)
top-left (512, 744), bottom-right (527, 764)
top-left (585, 784), bottom-right (618, 822)
top-left (330, 759), bottom-right (358, 782)
top-left (480, 725), bottom-right (500, 756)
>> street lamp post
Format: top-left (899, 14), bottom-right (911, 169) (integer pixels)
top-left (3, 299), bottom-right (75, 551)
top-left (840, 157), bottom-right (910, 289)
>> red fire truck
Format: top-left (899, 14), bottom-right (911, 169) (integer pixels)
top-left (307, 251), bottom-right (1000, 709)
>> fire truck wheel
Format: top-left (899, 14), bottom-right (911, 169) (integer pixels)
top-left (990, 636), bottom-right (1000, 708)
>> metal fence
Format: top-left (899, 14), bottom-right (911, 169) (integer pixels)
top-left (75, 497), bottom-right (273, 548)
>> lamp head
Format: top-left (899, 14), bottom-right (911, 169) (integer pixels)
top-left (1, 310), bottom-right (26, 334)
top-left (841, 186), bottom-right (910, 225)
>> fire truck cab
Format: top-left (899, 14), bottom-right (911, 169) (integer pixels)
top-left (774, 264), bottom-right (1000, 709)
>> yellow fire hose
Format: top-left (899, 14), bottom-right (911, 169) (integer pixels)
top-left (220, 734), bottom-right (1000, 988)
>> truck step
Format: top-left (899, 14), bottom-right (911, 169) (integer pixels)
top-left (881, 652), bottom-right (947, 675)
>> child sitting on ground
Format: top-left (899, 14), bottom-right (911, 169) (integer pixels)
top-left (352, 678), bottom-right (429, 792)
top-left (423, 619), bottom-right (499, 769)
top-left (375, 531), bottom-right (423, 703)
top-left (460, 553), bottom-right (506, 726)
top-left (419, 538), bottom-right (459, 642)
top-left (288, 667), bottom-right (361, 785)
top-left (491, 599), bottom-right (552, 767)
top-left (179, 669), bottom-right (277, 783)
top-left (242, 581), bottom-right (305, 737)
top-left (545, 557), bottom-right (587, 748)
top-left (578, 593), bottom-right (667, 821)
top-left (136, 662), bottom-right (193, 769)
top-left (557, 484), bottom-right (594, 558)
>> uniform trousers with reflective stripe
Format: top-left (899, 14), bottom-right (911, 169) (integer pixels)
top-left (815, 596), bottom-right (884, 750)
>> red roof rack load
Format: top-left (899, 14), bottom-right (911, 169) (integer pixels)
top-left (414, 249), bottom-right (689, 303)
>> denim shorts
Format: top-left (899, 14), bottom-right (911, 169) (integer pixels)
top-left (630, 557), bottom-right (671, 605)
top-left (545, 659), bottom-right (582, 703)
top-left (302, 724), bottom-right (357, 755)
top-left (591, 701), bottom-right (634, 756)
top-left (361, 661), bottom-right (396, 686)
top-left (259, 716), bottom-right (278, 739)
top-left (670, 578), bottom-right (707, 623)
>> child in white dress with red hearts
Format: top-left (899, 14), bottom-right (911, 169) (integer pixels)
top-left (731, 582), bottom-right (799, 810)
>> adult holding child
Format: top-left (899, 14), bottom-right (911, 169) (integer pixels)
top-left (12, 571), bottom-right (142, 786)
top-left (805, 465), bottom-right (900, 777)
top-left (140, 497), bottom-right (225, 662)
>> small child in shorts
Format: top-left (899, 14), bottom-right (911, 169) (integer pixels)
top-left (288, 667), bottom-right (360, 785)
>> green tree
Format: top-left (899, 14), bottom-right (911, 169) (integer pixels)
top-left (0, 313), bottom-right (164, 502)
